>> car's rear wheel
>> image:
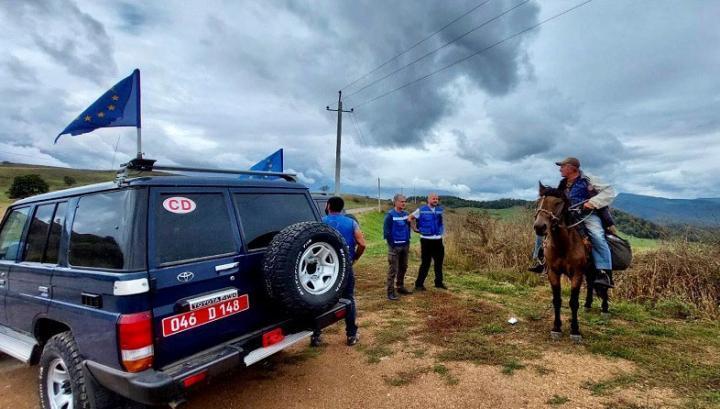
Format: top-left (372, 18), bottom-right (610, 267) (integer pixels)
top-left (263, 221), bottom-right (350, 316)
top-left (39, 332), bottom-right (144, 409)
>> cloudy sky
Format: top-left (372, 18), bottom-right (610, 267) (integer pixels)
top-left (1, 0), bottom-right (718, 200)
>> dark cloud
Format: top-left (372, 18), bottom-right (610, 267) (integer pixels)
top-left (116, 2), bottom-right (147, 33)
top-left (0, 1), bottom-right (719, 199)
top-left (5, 55), bottom-right (38, 83)
top-left (1, 1), bottom-right (117, 84)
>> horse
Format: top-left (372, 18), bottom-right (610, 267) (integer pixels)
top-left (533, 182), bottom-right (609, 342)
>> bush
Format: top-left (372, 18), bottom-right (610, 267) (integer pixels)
top-left (7, 174), bottom-right (49, 199)
top-left (615, 239), bottom-right (720, 318)
top-left (63, 175), bottom-right (76, 186)
top-left (444, 209), bottom-right (535, 273)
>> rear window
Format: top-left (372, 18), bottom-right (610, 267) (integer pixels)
top-left (154, 193), bottom-right (237, 265)
top-left (0, 208), bottom-right (30, 261)
top-left (69, 190), bottom-right (144, 270)
top-left (234, 193), bottom-right (316, 249)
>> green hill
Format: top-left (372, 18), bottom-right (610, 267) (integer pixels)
top-left (0, 162), bottom-right (116, 214)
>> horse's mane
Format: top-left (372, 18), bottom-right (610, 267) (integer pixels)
top-left (542, 187), bottom-right (565, 199)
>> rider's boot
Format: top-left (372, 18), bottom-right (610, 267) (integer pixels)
top-left (594, 270), bottom-right (614, 288)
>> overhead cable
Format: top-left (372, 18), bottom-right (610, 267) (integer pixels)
top-left (345, 0), bottom-right (530, 99)
top-left (340, 0), bottom-right (494, 92)
top-left (351, 0), bottom-right (595, 108)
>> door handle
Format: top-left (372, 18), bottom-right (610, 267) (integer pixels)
top-left (215, 262), bottom-right (239, 273)
top-left (38, 286), bottom-right (50, 297)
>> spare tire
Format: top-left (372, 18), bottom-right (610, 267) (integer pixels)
top-left (263, 221), bottom-right (350, 316)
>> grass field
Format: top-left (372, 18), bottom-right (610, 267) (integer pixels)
top-left (354, 209), bottom-right (720, 408)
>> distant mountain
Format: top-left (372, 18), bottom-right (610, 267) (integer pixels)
top-left (614, 193), bottom-right (720, 227)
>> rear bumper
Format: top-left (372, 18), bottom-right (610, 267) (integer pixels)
top-left (84, 299), bottom-right (350, 406)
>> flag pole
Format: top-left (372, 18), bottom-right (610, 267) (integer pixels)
top-left (136, 69), bottom-right (142, 159)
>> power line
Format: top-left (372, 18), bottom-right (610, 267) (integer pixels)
top-left (340, 0), bottom-right (493, 92)
top-left (345, 0), bottom-right (530, 99)
top-left (352, 0), bottom-right (595, 109)
top-left (350, 112), bottom-right (369, 145)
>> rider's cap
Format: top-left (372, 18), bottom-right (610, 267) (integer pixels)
top-left (555, 157), bottom-right (580, 168)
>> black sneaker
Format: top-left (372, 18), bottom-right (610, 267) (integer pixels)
top-left (346, 334), bottom-right (359, 346)
top-left (528, 262), bottom-right (545, 274)
top-left (310, 334), bottom-right (322, 347)
top-left (435, 283), bottom-right (448, 290)
top-left (594, 270), bottom-right (614, 288)
top-left (414, 285), bottom-right (427, 292)
top-left (397, 287), bottom-right (412, 295)
top-left (387, 292), bottom-right (399, 301)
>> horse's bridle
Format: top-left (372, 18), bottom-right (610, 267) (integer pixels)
top-left (535, 196), bottom-right (563, 227)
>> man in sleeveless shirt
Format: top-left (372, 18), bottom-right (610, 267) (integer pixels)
top-left (311, 196), bottom-right (366, 346)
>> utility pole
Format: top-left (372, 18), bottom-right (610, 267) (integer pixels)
top-left (326, 91), bottom-right (353, 196)
top-left (377, 177), bottom-right (381, 212)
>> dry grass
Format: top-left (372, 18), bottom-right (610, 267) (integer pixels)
top-left (616, 239), bottom-right (720, 318)
top-left (445, 210), bottom-right (720, 318)
top-left (443, 209), bottom-right (535, 273)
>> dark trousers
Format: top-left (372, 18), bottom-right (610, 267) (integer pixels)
top-left (343, 270), bottom-right (357, 337)
top-left (415, 238), bottom-right (444, 287)
top-left (387, 244), bottom-right (409, 291)
top-left (313, 267), bottom-right (357, 338)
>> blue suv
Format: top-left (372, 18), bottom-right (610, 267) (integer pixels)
top-left (0, 162), bottom-right (351, 408)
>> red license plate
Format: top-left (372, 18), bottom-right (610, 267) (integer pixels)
top-left (162, 294), bottom-right (249, 337)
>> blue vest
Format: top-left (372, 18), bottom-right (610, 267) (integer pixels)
top-left (417, 205), bottom-right (444, 237)
top-left (387, 209), bottom-right (411, 245)
top-left (323, 214), bottom-right (357, 260)
top-left (565, 177), bottom-right (591, 207)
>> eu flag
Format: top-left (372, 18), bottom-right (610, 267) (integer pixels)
top-left (250, 149), bottom-right (283, 172)
top-left (240, 149), bottom-right (284, 179)
top-left (56, 69), bottom-right (141, 143)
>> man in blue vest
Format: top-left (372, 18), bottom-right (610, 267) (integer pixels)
top-left (311, 196), bottom-right (366, 347)
top-left (383, 193), bottom-right (412, 300)
top-left (409, 193), bottom-right (447, 290)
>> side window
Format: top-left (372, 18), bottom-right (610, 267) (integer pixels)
top-left (70, 191), bottom-right (138, 270)
top-left (154, 193), bottom-right (237, 265)
top-left (234, 193), bottom-right (316, 249)
top-left (44, 202), bottom-right (67, 264)
top-left (0, 208), bottom-right (30, 261)
top-left (23, 204), bottom-right (55, 263)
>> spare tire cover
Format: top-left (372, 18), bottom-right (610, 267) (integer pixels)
top-left (262, 221), bottom-right (350, 316)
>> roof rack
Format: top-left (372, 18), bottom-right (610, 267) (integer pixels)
top-left (115, 157), bottom-right (298, 184)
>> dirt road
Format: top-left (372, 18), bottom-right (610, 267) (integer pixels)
top-left (0, 304), bottom-right (677, 409)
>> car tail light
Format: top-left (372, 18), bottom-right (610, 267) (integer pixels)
top-left (182, 370), bottom-right (208, 388)
top-left (335, 308), bottom-right (347, 319)
top-left (118, 311), bottom-right (154, 372)
top-left (262, 328), bottom-right (284, 347)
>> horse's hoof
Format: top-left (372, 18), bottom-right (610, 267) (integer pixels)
top-left (601, 312), bottom-right (611, 319)
top-left (550, 331), bottom-right (562, 340)
top-left (570, 334), bottom-right (583, 343)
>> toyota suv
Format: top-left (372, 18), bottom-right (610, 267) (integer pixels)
top-left (0, 159), bottom-right (351, 408)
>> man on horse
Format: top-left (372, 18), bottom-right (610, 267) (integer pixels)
top-left (530, 157), bottom-right (616, 288)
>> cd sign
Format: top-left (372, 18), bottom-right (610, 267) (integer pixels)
top-left (163, 197), bottom-right (197, 214)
